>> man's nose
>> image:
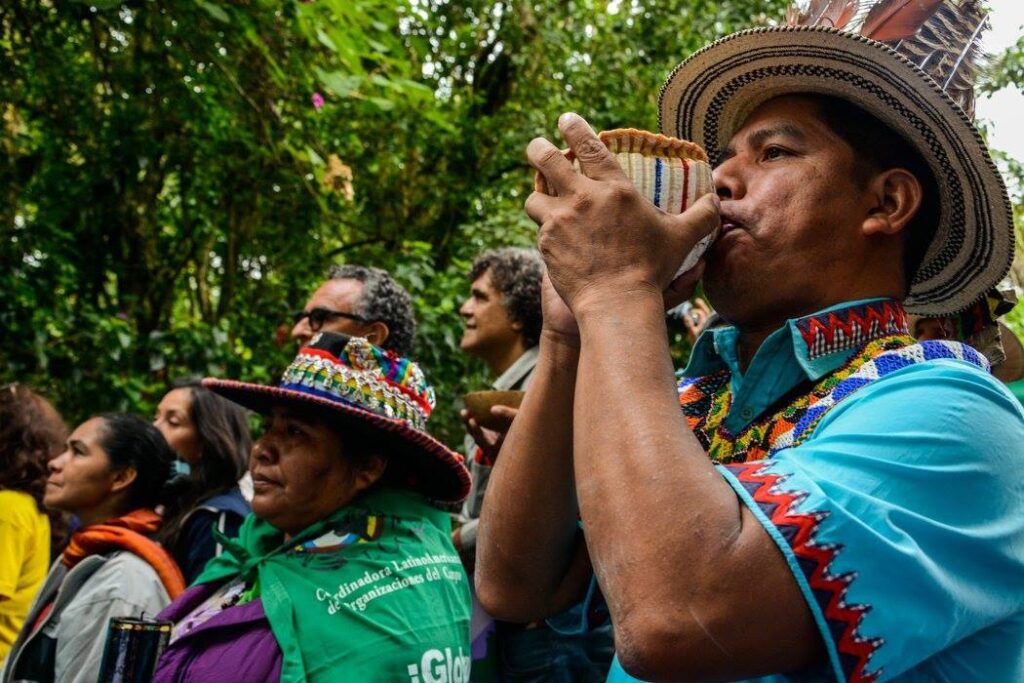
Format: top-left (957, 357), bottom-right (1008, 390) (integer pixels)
top-left (291, 318), bottom-right (311, 343)
top-left (459, 299), bottom-right (473, 319)
top-left (712, 157), bottom-right (744, 201)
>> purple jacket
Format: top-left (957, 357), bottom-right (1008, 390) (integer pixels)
top-left (152, 582), bottom-right (282, 682)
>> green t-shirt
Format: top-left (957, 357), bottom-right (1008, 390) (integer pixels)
top-left (198, 487), bottom-right (471, 683)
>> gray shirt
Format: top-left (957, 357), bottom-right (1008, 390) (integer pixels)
top-left (459, 346), bottom-right (539, 551)
top-left (3, 552), bottom-right (170, 683)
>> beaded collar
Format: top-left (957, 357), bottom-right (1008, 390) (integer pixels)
top-left (678, 298), bottom-right (923, 463)
top-left (679, 334), bottom-right (914, 463)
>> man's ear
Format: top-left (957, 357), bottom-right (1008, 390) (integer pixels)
top-left (364, 321), bottom-right (390, 348)
top-left (109, 465), bottom-right (138, 497)
top-left (862, 168), bottom-right (923, 237)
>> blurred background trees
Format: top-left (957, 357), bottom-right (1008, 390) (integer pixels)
top-left (2, 0), bottom-right (1021, 442)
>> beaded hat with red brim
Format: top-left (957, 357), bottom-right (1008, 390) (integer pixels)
top-left (203, 332), bottom-right (470, 505)
top-left (659, 1), bottom-right (1014, 317)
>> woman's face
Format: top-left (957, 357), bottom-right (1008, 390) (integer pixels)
top-left (249, 407), bottom-right (384, 536)
top-left (44, 417), bottom-right (132, 517)
top-left (154, 388), bottom-right (202, 465)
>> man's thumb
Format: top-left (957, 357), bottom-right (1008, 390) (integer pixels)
top-left (674, 193), bottom-right (721, 241)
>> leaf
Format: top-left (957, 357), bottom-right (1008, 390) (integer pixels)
top-left (366, 96), bottom-right (395, 111)
top-left (316, 28), bottom-right (338, 53)
top-left (314, 67), bottom-right (362, 98)
top-left (68, 0), bottom-right (122, 8)
top-left (198, 1), bottom-right (231, 24)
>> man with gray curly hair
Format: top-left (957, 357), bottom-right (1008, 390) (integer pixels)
top-left (290, 264), bottom-right (416, 356)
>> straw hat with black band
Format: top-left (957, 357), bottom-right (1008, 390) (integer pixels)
top-left (659, 0), bottom-right (1014, 317)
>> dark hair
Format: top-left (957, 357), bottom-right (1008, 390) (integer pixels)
top-left (158, 382), bottom-right (252, 546)
top-left (325, 419), bottom-right (402, 496)
top-left (328, 264), bottom-right (417, 356)
top-left (810, 94), bottom-right (940, 291)
top-left (98, 413), bottom-right (176, 512)
top-left (0, 384), bottom-right (68, 509)
top-left (469, 247), bottom-right (544, 348)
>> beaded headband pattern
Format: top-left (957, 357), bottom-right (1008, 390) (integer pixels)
top-left (279, 334), bottom-right (435, 431)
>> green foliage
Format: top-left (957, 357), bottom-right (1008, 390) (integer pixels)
top-left (981, 34), bottom-right (1024, 339)
top-left (4, 0), bottom-right (1021, 443)
top-left (3, 0), bottom-right (786, 443)
top-left (23, 1), bottom-right (1021, 447)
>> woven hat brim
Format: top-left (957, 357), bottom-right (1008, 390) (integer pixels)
top-left (202, 378), bottom-right (471, 504)
top-left (659, 26), bottom-right (1014, 316)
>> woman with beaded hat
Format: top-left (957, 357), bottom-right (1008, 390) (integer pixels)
top-left (153, 332), bottom-right (472, 683)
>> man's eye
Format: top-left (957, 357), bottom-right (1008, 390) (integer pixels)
top-left (287, 424), bottom-right (305, 437)
top-left (763, 146), bottom-right (788, 160)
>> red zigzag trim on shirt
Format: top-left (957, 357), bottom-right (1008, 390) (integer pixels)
top-left (796, 300), bottom-right (908, 361)
top-left (724, 462), bottom-right (884, 683)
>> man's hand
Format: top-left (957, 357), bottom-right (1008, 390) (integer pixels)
top-left (525, 113), bottom-right (720, 314)
top-left (682, 297), bottom-right (714, 344)
top-left (460, 406), bottom-right (518, 463)
top-left (540, 271), bottom-right (579, 345)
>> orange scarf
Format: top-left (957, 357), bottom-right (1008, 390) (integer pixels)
top-left (62, 508), bottom-right (185, 599)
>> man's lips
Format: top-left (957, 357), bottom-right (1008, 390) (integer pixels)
top-left (45, 479), bottom-right (61, 488)
top-left (719, 213), bottom-right (747, 234)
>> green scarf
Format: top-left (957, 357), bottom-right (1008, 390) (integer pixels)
top-left (197, 487), bottom-right (472, 683)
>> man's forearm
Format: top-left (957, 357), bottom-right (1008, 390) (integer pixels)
top-left (475, 331), bottom-right (586, 621)
top-left (573, 287), bottom-right (747, 667)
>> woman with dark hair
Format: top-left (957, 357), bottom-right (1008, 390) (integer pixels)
top-left (2, 414), bottom-right (185, 683)
top-left (154, 381), bottom-right (252, 582)
top-left (0, 385), bottom-right (67, 660)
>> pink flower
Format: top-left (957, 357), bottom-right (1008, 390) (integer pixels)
top-left (311, 92), bottom-right (325, 110)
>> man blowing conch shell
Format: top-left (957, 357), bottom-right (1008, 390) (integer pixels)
top-left (474, 1), bottom-right (1024, 681)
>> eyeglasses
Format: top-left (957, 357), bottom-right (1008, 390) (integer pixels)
top-left (292, 307), bottom-right (373, 332)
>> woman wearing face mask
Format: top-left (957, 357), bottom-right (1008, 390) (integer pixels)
top-left (154, 382), bottom-right (252, 583)
top-left (2, 414), bottom-right (185, 683)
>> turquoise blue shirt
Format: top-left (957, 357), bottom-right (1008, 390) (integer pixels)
top-left (606, 299), bottom-right (1024, 682)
